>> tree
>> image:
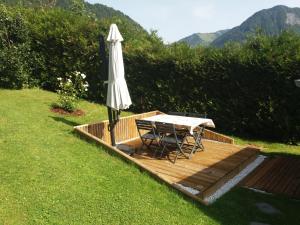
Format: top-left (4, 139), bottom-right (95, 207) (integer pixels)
top-left (69, 0), bottom-right (85, 15)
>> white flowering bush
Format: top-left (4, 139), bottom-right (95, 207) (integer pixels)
top-left (54, 71), bottom-right (89, 112)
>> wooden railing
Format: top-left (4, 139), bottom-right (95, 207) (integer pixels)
top-left (203, 129), bottom-right (234, 144)
top-left (75, 111), bottom-right (234, 145)
top-left (75, 111), bottom-right (162, 145)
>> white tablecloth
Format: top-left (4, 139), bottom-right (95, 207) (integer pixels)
top-left (143, 114), bottom-right (215, 134)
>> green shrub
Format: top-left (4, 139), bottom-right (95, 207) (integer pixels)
top-left (54, 71), bottom-right (88, 112)
top-left (0, 5), bottom-right (33, 88)
top-left (0, 45), bottom-right (30, 88)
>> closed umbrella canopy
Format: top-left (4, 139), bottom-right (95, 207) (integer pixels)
top-left (106, 24), bottom-right (132, 110)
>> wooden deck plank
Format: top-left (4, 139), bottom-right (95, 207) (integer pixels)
top-left (120, 138), bottom-right (259, 199)
top-left (262, 158), bottom-right (287, 191)
top-left (134, 144), bottom-right (256, 181)
top-left (251, 158), bottom-right (282, 190)
top-left (240, 157), bottom-right (272, 187)
top-left (135, 153), bottom-right (230, 179)
top-left (200, 153), bottom-right (258, 198)
top-left (281, 159), bottom-right (300, 196)
top-left (241, 157), bottom-right (300, 199)
top-left (140, 165), bottom-right (213, 190)
top-left (136, 156), bottom-right (222, 184)
top-left (271, 159), bottom-right (297, 194)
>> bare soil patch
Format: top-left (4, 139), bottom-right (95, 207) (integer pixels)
top-left (51, 107), bottom-right (85, 116)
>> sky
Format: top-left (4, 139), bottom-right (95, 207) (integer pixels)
top-left (87, 0), bottom-right (300, 43)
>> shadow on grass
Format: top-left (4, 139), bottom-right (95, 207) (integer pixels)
top-left (262, 151), bottom-right (300, 158)
top-left (221, 130), bottom-right (299, 146)
top-left (49, 116), bottom-right (80, 127)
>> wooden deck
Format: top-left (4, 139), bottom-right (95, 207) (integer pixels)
top-left (74, 111), bottom-right (260, 204)
top-left (240, 157), bottom-right (300, 199)
top-left (120, 138), bottom-right (259, 201)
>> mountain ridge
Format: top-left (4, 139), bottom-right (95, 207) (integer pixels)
top-left (180, 5), bottom-right (300, 47)
top-left (178, 29), bottom-right (229, 47)
top-left (212, 5), bottom-right (300, 46)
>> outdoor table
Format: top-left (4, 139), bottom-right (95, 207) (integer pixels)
top-left (142, 114), bottom-right (215, 158)
top-left (142, 114), bottom-right (215, 134)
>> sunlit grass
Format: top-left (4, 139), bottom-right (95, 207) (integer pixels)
top-left (233, 136), bottom-right (300, 156)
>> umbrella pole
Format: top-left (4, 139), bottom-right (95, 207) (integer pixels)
top-left (99, 34), bottom-right (116, 147)
top-left (107, 107), bottom-right (116, 146)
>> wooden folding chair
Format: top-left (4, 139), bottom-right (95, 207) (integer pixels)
top-left (135, 119), bottom-right (159, 152)
top-left (155, 122), bottom-right (189, 163)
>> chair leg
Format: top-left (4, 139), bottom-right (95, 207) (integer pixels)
top-left (191, 127), bottom-right (205, 153)
top-left (157, 144), bottom-right (165, 158)
top-left (153, 138), bottom-right (162, 157)
top-left (189, 132), bottom-right (203, 158)
top-left (138, 138), bottom-right (148, 154)
top-left (153, 147), bottom-right (158, 157)
top-left (173, 150), bottom-right (179, 163)
top-left (146, 139), bottom-right (154, 150)
top-left (195, 135), bottom-right (204, 151)
top-left (140, 138), bottom-right (157, 153)
top-left (179, 137), bottom-right (189, 159)
top-left (174, 142), bottom-right (185, 163)
top-left (198, 139), bottom-right (204, 151)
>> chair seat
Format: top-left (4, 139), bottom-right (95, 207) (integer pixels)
top-left (161, 135), bottom-right (184, 144)
top-left (141, 132), bottom-right (159, 140)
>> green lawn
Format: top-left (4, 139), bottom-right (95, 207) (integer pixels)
top-left (233, 136), bottom-right (300, 156)
top-left (0, 89), bottom-right (299, 225)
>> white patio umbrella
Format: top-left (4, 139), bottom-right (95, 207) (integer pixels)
top-left (106, 24), bottom-right (132, 110)
top-left (106, 24), bottom-right (132, 146)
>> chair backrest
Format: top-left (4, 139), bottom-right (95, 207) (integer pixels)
top-left (135, 119), bottom-right (154, 131)
top-left (186, 112), bottom-right (207, 118)
top-left (168, 111), bottom-right (187, 116)
top-left (155, 122), bottom-right (176, 135)
top-left (135, 119), bottom-right (156, 140)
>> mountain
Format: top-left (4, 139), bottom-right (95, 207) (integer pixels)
top-left (212, 5), bottom-right (300, 47)
top-left (178, 30), bottom-right (228, 47)
top-left (0, 0), bottom-right (143, 30)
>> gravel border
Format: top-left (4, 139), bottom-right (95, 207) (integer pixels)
top-left (175, 183), bottom-right (200, 195)
top-left (204, 155), bottom-right (267, 204)
top-left (174, 155), bottom-right (266, 204)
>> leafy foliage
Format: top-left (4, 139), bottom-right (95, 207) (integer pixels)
top-left (54, 71), bottom-right (88, 112)
top-left (0, 0), bottom-right (144, 30)
top-left (0, 4), bottom-right (33, 88)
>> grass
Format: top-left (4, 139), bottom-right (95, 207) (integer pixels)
top-left (0, 88), bottom-right (299, 225)
top-left (233, 136), bottom-right (300, 156)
